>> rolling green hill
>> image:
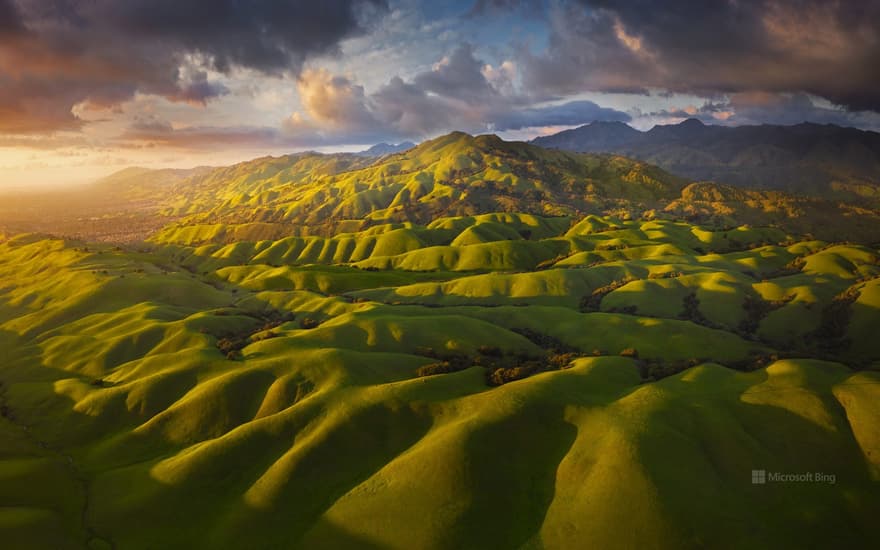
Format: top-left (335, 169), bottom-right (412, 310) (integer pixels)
top-left (150, 132), bottom-right (880, 244)
top-left (157, 132), bottom-right (687, 237)
top-left (1, 133), bottom-right (879, 548)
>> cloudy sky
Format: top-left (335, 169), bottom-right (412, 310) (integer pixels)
top-left (1, 0), bottom-right (879, 187)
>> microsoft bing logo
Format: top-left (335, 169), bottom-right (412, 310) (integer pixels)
top-left (750, 469), bottom-right (836, 485)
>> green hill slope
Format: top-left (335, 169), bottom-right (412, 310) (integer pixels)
top-left (157, 132), bottom-right (687, 238)
top-left (1, 205), bottom-right (879, 548)
top-left (1, 133), bottom-right (880, 548)
top-left (145, 133), bottom-right (880, 244)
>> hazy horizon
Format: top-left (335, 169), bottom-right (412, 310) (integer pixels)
top-left (4, 115), bottom-right (875, 190)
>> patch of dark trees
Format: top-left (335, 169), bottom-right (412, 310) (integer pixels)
top-left (807, 286), bottom-right (860, 357)
top-left (0, 380), bottom-right (11, 421)
top-left (212, 309), bottom-right (302, 360)
top-left (633, 348), bottom-right (789, 382)
top-left (414, 328), bottom-right (586, 386)
top-left (677, 292), bottom-right (720, 329)
top-left (761, 257), bottom-right (806, 280)
top-left (580, 277), bottom-right (635, 311)
top-left (737, 294), bottom-right (794, 335)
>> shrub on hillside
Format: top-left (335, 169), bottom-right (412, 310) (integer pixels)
top-left (300, 317), bottom-right (321, 329)
top-left (677, 292), bottom-right (717, 328)
top-left (217, 336), bottom-right (246, 355)
top-left (648, 271), bottom-right (684, 280)
top-left (640, 358), bottom-right (703, 381)
top-left (808, 286), bottom-right (860, 354)
top-left (580, 277), bottom-right (635, 311)
top-left (763, 257), bottom-right (806, 280)
top-left (485, 360), bottom-right (547, 386)
top-left (737, 294), bottom-right (793, 334)
top-left (725, 353), bottom-right (779, 372)
top-left (548, 352), bottom-right (581, 368)
top-left (251, 331), bottom-right (281, 342)
top-left (511, 328), bottom-right (577, 353)
top-left (417, 361), bottom-right (468, 377)
top-left (535, 254), bottom-right (570, 270)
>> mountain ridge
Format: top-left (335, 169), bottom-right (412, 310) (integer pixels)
top-left (357, 141), bottom-right (417, 156)
top-left (533, 119), bottom-right (880, 202)
top-left (2, 131), bottom-right (880, 244)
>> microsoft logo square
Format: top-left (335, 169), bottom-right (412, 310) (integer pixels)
top-left (752, 469), bottom-right (766, 484)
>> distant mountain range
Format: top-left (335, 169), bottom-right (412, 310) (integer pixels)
top-left (357, 141), bottom-right (417, 156)
top-left (112, 132), bottom-right (880, 243)
top-left (532, 119), bottom-right (880, 203)
top-left (3, 131), bottom-right (879, 243)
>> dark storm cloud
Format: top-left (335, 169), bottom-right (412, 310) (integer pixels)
top-left (282, 43), bottom-right (630, 143)
top-left (413, 43), bottom-right (496, 102)
top-left (0, 0), bottom-right (22, 31)
top-left (643, 94), bottom-right (880, 132)
top-left (0, 0), bottom-right (388, 133)
top-left (100, 0), bottom-right (388, 74)
top-left (721, 93), bottom-right (880, 129)
top-left (467, 0), bottom-right (546, 17)
top-left (519, 0), bottom-right (880, 112)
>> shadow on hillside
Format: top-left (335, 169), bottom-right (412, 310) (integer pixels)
top-left (635, 369), bottom-right (880, 548)
top-left (3, 237), bottom-right (878, 548)
top-left (450, 404), bottom-right (578, 549)
top-left (9, 349), bottom-right (433, 548)
top-left (2, 311), bottom-right (586, 549)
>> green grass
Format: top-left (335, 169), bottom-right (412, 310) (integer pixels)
top-left (1, 207), bottom-right (879, 548)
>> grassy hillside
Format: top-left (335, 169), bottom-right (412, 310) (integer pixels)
top-left (1, 204), bottom-right (879, 548)
top-left (147, 132), bottom-right (880, 244)
top-left (155, 132), bottom-right (688, 239)
top-left (1, 133), bottom-right (879, 548)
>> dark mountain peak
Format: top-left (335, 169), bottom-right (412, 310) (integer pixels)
top-left (412, 131), bottom-right (474, 153)
top-left (474, 133), bottom-right (506, 146)
top-left (639, 118), bottom-right (717, 145)
top-left (679, 118), bottom-right (706, 127)
top-left (532, 119), bottom-right (880, 202)
top-left (580, 119), bottom-right (639, 133)
top-left (358, 141), bottom-right (417, 157)
top-left (647, 117), bottom-right (711, 136)
top-left (531, 120), bottom-right (640, 151)
top-left (588, 120), bottom-right (634, 128)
